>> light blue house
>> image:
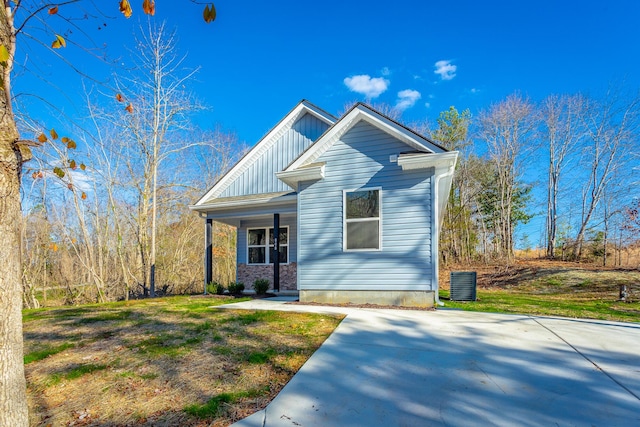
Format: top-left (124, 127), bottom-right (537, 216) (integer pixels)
top-left (190, 100), bottom-right (458, 307)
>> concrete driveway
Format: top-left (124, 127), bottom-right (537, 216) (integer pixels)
top-left (220, 299), bottom-right (640, 427)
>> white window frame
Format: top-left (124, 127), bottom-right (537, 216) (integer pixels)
top-left (247, 226), bottom-right (290, 265)
top-left (343, 187), bottom-right (382, 252)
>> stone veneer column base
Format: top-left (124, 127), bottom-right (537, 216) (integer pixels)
top-left (300, 290), bottom-right (435, 308)
top-left (237, 262), bottom-right (297, 291)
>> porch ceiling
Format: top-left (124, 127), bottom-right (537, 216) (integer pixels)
top-left (189, 191), bottom-right (297, 227)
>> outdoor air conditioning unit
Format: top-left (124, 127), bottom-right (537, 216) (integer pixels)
top-left (450, 271), bottom-right (477, 301)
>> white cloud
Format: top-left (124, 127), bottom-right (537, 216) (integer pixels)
top-left (44, 160), bottom-right (94, 193)
top-left (395, 89), bottom-right (421, 111)
top-left (68, 171), bottom-right (94, 193)
top-left (424, 102), bottom-right (431, 108)
top-left (470, 88), bottom-right (480, 94)
top-left (344, 74), bottom-right (390, 98)
top-left (434, 60), bottom-right (457, 80)
top-left (381, 67), bottom-right (391, 76)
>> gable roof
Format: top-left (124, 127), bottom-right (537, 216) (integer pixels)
top-left (193, 100), bottom-right (336, 207)
top-left (282, 103), bottom-right (447, 173)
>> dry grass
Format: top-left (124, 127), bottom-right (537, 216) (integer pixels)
top-left (23, 296), bottom-right (343, 426)
top-left (515, 245), bottom-right (640, 266)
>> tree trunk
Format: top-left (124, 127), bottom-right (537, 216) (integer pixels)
top-left (0, 4), bottom-right (28, 425)
top-left (603, 199), bottom-right (609, 267)
top-left (0, 128), bottom-right (28, 427)
top-left (150, 163), bottom-right (157, 297)
top-left (546, 143), bottom-right (557, 258)
top-left (139, 194), bottom-right (150, 296)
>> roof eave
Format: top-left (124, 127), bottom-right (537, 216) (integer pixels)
top-left (398, 151), bottom-right (459, 171)
top-left (189, 193), bottom-right (298, 213)
top-left (193, 100), bottom-right (336, 207)
top-left (283, 105), bottom-right (447, 173)
top-left (276, 163), bottom-right (325, 189)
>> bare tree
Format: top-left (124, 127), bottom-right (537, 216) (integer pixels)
top-left (0, 3), bottom-right (33, 422)
top-left (477, 93), bottom-right (537, 260)
top-left (574, 88), bottom-right (640, 258)
top-left (540, 94), bottom-right (587, 258)
top-left (1, 4), bottom-right (216, 422)
top-left (85, 122), bottom-right (138, 300)
top-left (113, 22), bottom-right (206, 297)
top-left (340, 100), bottom-right (403, 121)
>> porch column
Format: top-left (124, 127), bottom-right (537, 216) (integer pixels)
top-left (273, 213), bottom-right (280, 292)
top-left (205, 218), bottom-right (213, 293)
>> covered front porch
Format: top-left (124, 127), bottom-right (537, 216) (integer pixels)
top-left (195, 192), bottom-right (299, 293)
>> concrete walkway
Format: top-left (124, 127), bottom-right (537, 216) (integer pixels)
top-left (219, 298), bottom-right (640, 427)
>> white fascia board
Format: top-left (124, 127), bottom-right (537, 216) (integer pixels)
top-left (398, 151), bottom-right (459, 171)
top-left (285, 112), bottom-right (357, 171)
top-left (193, 101), bottom-right (335, 207)
top-left (276, 163), bottom-right (325, 189)
top-left (299, 100), bottom-right (338, 125)
top-left (189, 193), bottom-right (297, 213)
top-left (284, 105), bottom-right (444, 172)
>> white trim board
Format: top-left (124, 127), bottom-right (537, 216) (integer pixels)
top-left (342, 187), bottom-right (383, 252)
top-left (246, 225), bottom-right (290, 265)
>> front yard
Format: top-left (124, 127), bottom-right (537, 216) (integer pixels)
top-left (23, 296), bottom-right (343, 426)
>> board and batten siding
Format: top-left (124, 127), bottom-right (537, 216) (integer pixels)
top-left (237, 216), bottom-right (298, 264)
top-left (219, 113), bottom-right (329, 198)
top-left (298, 121), bottom-right (433, 291)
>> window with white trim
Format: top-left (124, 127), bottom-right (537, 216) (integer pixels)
top-left (344, 189), bottom-right (381, 250)
top-left (247, 227), bottom-right (289, 264)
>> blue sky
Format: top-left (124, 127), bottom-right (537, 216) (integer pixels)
top-left (176, 0), bottom-right (640, 143)
top-left (15, 0), bottom-right (640, 145)
top-left (14, 0), bottom-right (640, 247)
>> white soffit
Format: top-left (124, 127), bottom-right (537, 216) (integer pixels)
top-left (276, 163), bottom-right (325, 189)
top-left (398, 151), bottom-right (459, 171)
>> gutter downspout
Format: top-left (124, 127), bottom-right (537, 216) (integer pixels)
top-left (433, 165), bottom-right (455, 307)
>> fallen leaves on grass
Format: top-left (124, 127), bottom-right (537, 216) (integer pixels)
top-left (23, 296), bottom-right (343, 426)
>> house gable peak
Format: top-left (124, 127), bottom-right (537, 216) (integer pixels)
top-left (283, 103), bottom-right (447, 173)
top-left (193, 100), bottom-right (336, 207)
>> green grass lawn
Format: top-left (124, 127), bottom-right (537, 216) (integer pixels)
top-left (22, 295), bottom-right (343, 426)
top-left (440, 289), bottom-right (640, 322)
top-left (440, 266), bottom-right (640, 322)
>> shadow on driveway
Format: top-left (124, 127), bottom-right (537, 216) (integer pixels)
top-left (223, 301), bottom-right (640, 426)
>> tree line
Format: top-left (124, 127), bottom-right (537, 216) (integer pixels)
top-left (430, 89), bottom-right (640, 266)
top-left (22, 74), bottom-right (640, 309)
top-left (2, 4), bottom-right (221, 425)
top-left (20, 24), bottom-right (241, 308)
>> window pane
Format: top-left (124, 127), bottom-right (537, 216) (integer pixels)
top-left (249, 229), bottom-right (266, 246)
top-left (346, 220), bottom-right (379, 249)
top-left (249, 247), bottom-right (265, 264)
top-left (269, 228), bottom-right (288, 245)
top-left (346, 190), bottom-right (379, 219)
top-left (269, 246), bottom-right (288, 263)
